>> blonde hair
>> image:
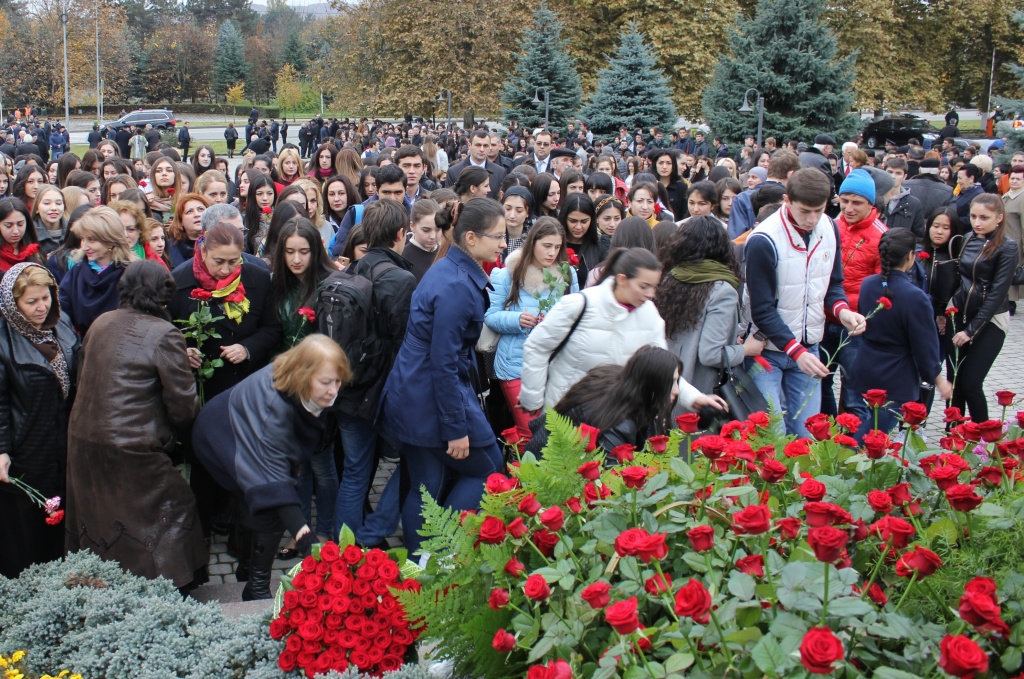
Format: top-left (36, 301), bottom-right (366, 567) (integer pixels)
top-left (716, 157), bottom-right (739, 179)
top-left (294, 178), bottom-right (325, 228)
top-left (61, 186), bottom-right (89, 219)
top-left (334, 148), bottom-right (363, 188)
top-left (276, 148), bottom-right (303, 182)
top-left (109, 199), bottom-right (152, 246)
top-left (272, 334), bottom-right (351, 401)
top-left (71, 206), bottom-right (137, 265)
top-left (30, 185), bottom-right (65, 225)
top-left (970, 154), bottom-right (993, 174)
top-left (195, 170), bottom-right (228, 199)
top-left (12, 264), bottom-right (55, 299)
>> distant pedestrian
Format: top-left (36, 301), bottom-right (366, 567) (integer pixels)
top-left (177, 122), bottom-right (191, 161)
top-left (224, 123), bottom-right (238, 159)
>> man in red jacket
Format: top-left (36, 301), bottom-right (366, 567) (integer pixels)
top-left (822, 169), bottom-right (887, 417)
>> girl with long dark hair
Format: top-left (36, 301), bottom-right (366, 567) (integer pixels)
top-left (261, 201), bottom-right (306, 268)
top-left (146, 156), bottom-right (181, 222)
top-left (0, 198), bottom-right (44, 274)
top-left (649, 148), bottom-right (688, 219)
top-left (243, 171), bottom-right (278, 256)
top-left (12, 165), bottom-right (45, 212)
top-left (587, 216), bottom-right (654, 286)
top-left (322, 175), bottom-right (357, 234)
top-left (558, 192), bottom-right (600, 285)
top-left (922, 206), bottom-right (964, 352)
top-left (531, 173), bottom-right (560, 218)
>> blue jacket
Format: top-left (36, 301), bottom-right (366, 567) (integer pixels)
top-left (484, 250), bottom-right (578, 381)
top-left (378, 246), bottom-right (493, 447)
top-left (331, 196), bottom-right (411, 258)
top-left (850, 271), bottom-right (941, 405)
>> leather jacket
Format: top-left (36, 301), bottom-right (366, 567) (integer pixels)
top-left (952, 231), bottom-right (1019, 337)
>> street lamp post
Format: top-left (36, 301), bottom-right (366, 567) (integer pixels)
top-left (738, 88), bottom-right (765, 151)
top-left (532, 87), bottom-right (550, 129)
top-left (435, 89), bottom-right (452, 129)
top-left (96, 0), bottom-right (102, 122)
top-left (60, 0), bottom-right (71, 128)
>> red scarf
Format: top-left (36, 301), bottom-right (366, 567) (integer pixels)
top-left (143, 241), bottom-right (168, 269)
top-left (0, 243), bottom-right (39, 272)
top-left (192, 240), bottom-right (246, 303)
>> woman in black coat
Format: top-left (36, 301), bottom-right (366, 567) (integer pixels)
top-left (0, 262), bottom-right (78, 578)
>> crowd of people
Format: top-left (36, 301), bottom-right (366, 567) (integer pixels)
top-left (1, 108), bottom-right (1020, 601)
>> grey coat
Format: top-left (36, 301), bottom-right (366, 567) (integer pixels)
top-left (667, 281), bottom-right (745, 415)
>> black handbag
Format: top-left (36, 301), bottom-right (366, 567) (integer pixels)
top-left (1013, 263), bottom-right (1024, 286)
top-left (714, 350), bottom-right (769, 422)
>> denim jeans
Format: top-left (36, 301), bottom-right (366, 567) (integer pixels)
top-left (401, 441), bottom-right (503, 555)
top-left (333, 413), bottom-right (382, 543)
top-left (820, 322), bottom-right (863, 417)
top-left (298, 448), bottom-right (338, 539)
top-left (751, 345), bottom-right (822, 438)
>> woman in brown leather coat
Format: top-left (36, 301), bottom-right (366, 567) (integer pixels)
top-left (65, 260), bottom-right (206, 593)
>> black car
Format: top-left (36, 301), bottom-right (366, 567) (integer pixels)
top-left (104, 109), bottom-right (176, 132)
top-left (859, 116), bottom-right (940, 149)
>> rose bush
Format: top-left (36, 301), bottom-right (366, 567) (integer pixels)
top-left (396, 396), bottom-right (1024, 678)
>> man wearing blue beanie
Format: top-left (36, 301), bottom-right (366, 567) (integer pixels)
top-left (821, 168), bottom-right (888, 420)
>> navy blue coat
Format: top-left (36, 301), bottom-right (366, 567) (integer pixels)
top-left (850, 271), bottom-right (942, 406)
top-left (377, 246), bottom-right (493, 448)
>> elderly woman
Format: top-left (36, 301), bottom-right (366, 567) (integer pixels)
top-left (0, 263), bottom-right (78, 578)
top-left (64, 260), bottom-right (205, 593)
top-left (192, 334), bottom-right (350, 600)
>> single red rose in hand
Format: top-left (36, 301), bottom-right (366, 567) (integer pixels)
top-left (686, 525), bottom-right (715, 552)
top-left (800, 626), bottom-right (845, 674)
top-left (939, 634), bottom-right (989, 678)
top-left (492, 628), bottom-right (516, 653)
top-left (876, 296), bottom-right (893, 310)
top-left (261, 205), bottom-right (272, 214)
top-left (610, 444), bottom-right (635, 463)
top-left (917, 250), bottom-right (930, 259)
top-left (644, 572), bottom-right (672, 594)
top-left (577, 460), bottom-right (601, 480)
top-left (673, 578), bottom-right (711, 623)
top-left (167, 187), bottom-right (176, 196)
top-left (501, 426), bottom-right (522, 445)
top-left (900, 401), bottom-right (928, 427)
top-left (834, 413), bottom-right (862, 432)
top-left (620, 466), bottom-right (650, 490)
top-left (675, 412), bottom-right (701, 433)
top-left (539, 505), bottom-right (565, 531)
top-left (736, 554), bottom-right (765, 577)
top-left (518, 493), bottom-right (542, 516)
top-left (605, 597), bottom-right (640, 634)
top-left (296, 307), bottom-right (316, 323)
top-left (946, 306), bottom-right (959, 316)
top-left (578, 423), bottom-right (600, 451)
top-left (867, 490), bottom-right (894, 513)
top-left (808, 525), bottom-right (849, 563)
top-left (190, 288), bottom-right (213, 301)
top-left (805, 413), bottom-right (833, 441)
top-left (581, 580), bottom-right (611, 609)
top-left (784, 438), bottom-right (811, 458)
top-left (488, 588), bottom-right (510, 610)
top-left (798, 477), bottom-right (827, 502)
top-left (945, 484), bottom-right (984, 512)
top-left (776, 517), bottom-right (803, 539)
top-left (507, 517), bottom-right (528, 538)
top-left (523, 574), bottom-right (551, 600)
top-left (478, 516), bottom-right (507, 544)
top-left (647, 435), bottom-right (669, 453)
top-left (733, 504), bottom-right (771, 534)
top-left (862, 389), bottom-right (888, 408)
top-left (869, 515), bottom-right (916, 548)
top-left (895, 546), bottom-right (942, 578)
top-left (862, 430), bottom-right (891, 459)
top-left (566, 248), bottom-right (579, 266)
top-left (759, 459), bottom-right (788, 484)
top-left (996, 390), bottom-right (1016, 406)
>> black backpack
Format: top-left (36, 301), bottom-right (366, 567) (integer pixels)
top-left (318, 260), bottom-right (396, 391)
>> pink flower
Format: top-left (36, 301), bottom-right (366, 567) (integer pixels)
top-left (45, 496), bottom-right (62, 513)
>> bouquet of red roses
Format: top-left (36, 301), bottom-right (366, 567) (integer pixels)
top-left (270, 533), bottom-right (423, 678)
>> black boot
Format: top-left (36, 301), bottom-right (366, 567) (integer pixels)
top-left (234, 525), bottom-right (252, 582)
top-left (241, 531), bottom-right (282, 601)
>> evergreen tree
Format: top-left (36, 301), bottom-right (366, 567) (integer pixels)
top-left (500, 2), bottom-right (582, 132)
top-left (213, 21), bottom-right (248, 100)
top-left (579, 24), bottom-right (676, 137)
top-left (702, 0), bottom-right (859, 143)
top-left (281, 31), bottom-right (307, 74)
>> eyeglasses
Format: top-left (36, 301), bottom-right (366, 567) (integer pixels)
top-left (475, 231), bottom-right (506, 242)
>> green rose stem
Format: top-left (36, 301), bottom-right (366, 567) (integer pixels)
top-left (920, 578), bottom-right (953, 622)
top-left (859, 539), bottom-right (891, 602)
top-left (821, 561), bottom-right (830, 625)
top-left (631, 488), bottom-right (639, 526)
top-left (524, 536), bottom-right (552, 565)
top-left (759, 534), bottom-right (777, 617)
top-left (893, 571), bottom-right (919, 613)
top-left (696, 461), bottom-right (712, 521)
top-left (707, 607), bottom-right (734, 666)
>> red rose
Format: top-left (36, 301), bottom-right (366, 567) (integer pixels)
top-left (939, 634), bottom-right (989, 678)
top-left (675, 412), bottom-right (701, 433)
top-left (167, 188), bottom-right (176, 196)
top-left (504, 557), bottom-right (525, 577)
top-left (578, 423), bottom-right (600, 452)
top-left (799, 626), bottom-right (845, 674)
top-left (895, 546), bottom-right (942, 578)
top-left (644, 572), bottom-right (672, 594)
top-left (732, 504), bottom-right (771, 535)
top-left (784, 438), bottom-right (811, 458)
top-left (887, 482), bottom-right (913, 505)
top-left (945, 484), bottom-right (983, 512)
top-left (776, 517), bottom-right (803, 539)
top-left (736, 554), bottom-right (765, 577)
top-left (869, 515), bottom-right (916, 548)
top-left (507, 517), bottom-right (528, 538)
top-left (917, 250), bottom-right (931, 260)
top-left (977, 419), bottom-right (1005, 443)
top-left (959, 590), bottom-right (1010, 636)
top-left (867, 490), bottom-right (894, 513)
top-left (686, 525), bottom-right (715, 552)
top-left (262, 205), bottom-right (273, 214)
top-left (605, 597), bottom-right (640, 634)
top-left (747, 411), bottom-right (771, 428)
top-left (647, 435), bottom-right (670, 453)
top-left (835, 413), bottom-right (861, 431)
top-left (492, 628), bottom-right (516, 653)
top-left (760, 459), bottom-right (788, 484)
top-left (577, 460), bottom-right (601, 480)
top-left (798, 477), bottom-right (827, 502)
top-left (45, 509), bottom-right (64, 525)
top-left (877, 296), bottom-right (893, 310)
top-left (866, 583), bottom-right (888, 606)
top-left (502, 426), bottom-right (522, 445)
top-left (614, 528), bottom-right (647, 557)
top-left (900, 401), bottom-right (928, 427)
top-left (996, 390), bottom-right (1016, 406)
top-left (488, 588), bottom-right (510, 610)
top-left (566, 248), bottom-right (579, 266)
top-left (190, 288), bottom-right (213, 301)
top-left (807, 525), bottom-right (849, 563)
top-left (928, 465), bottom-right (962, 490)
top-left (862, 389), bottom-right (888, 408)
top-left (532, 529), bottom-right (560, 556)
top-left (805, 413), bottom-right (833, 441)
top-left (486, 473), bottom-right (515, 494)
top-left (341, 545), bottom-right (363, 564)
top-left (523, 574), bottom-right (551, 600)
top-left (319, 542), bottom-right (339, 562)
top-left (539, 505), bottom-right (565, 531)
top-left (693, 435), bottom-right (726, 460)
top-left (583, 481), bottom-right (611, 506)
top-left (581, 580), bottom-right (611, 609)
top-left (964, 576), bottom-right (998, 603)
top-left (944, 407), bottom-right (968, 423)
top-left (673, 578), bottom-right (711, 623)
top-left (610, 444), bottom-right (635, 463)
top-left (862, 430), bottom-right (891, 459)
top-left (478, 516), bottom-right (507, 544)
top-left (1018, 411), bottom-right (1024, 428)
top-left (564, 497), bottom-right (582, 513)
top-left (518, 493), bottom-right (542, 516)
top-left (620, 466), bottom-right (650, 490)
top-left (635, 532), bottom-right (669, 563)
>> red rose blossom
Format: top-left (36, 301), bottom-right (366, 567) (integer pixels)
top-left (900, 401), bottom-right (928, 426)
top-left (492, 628), bottom-right (516, 653)
top-left (605, 597), bottom-right (640, 634)
top-left (807, 525), bottom-right (849, 563)
top-left (45, 509), bottom-right (64, 525)
top-left (867, 490), bottom-right (894, 513)
top-left (834, 413), bottom-right (862, 431)
top-left (939, 634), bottom-right (989, 678)
top-left (539, 505), bottom-right (565, 531)
top-left (532, 529), bottom-right (559, 556)
top-left (862, 430), bottom-right (891, 459)
top-left (759, 459), bottom-right (788, 484)
top-left (523, 574), bottom-right (551, 600)
top-left (610, 444), bottom-right (635, 463)
top-left (798, 477), bottom-right (827, 502)
top-left (501, 426), bottom-right (521, 444)
top-left (577, 460), bottom-right (601, 480)
top-left (673, 578), bottom-right (711, 623)
top-left (644, 572), bottom-right (672, 594)
top-left (581, 580), bottom-right (611, 609)
top-left (732, 504), bottom-right (771, 534)
top-left (647, 435), bottom-right (669, 453)
top-left (504, 557), bottom-right (525, 577)
top-left (776, 517), bottom-right (803, 539)
top-left (620, 466), bottom-right (651, 490)
top-left (686, 525), bottom-right (715, 552)
top-left (895, 546), bottom-right (942, 578)
top-left (518, 493), bottom-right (542, 516)
top-left (478, 516), bottom-right (507, 544)
top-left (800, 626), bottom-right (845, 674)
top-left (564, 497), bottom-right (582, 513)
top-left (507, 517), bottom-right (528, 538)
top-left (485, 473), bottom-right (515, 494)
top-left (805, 413), bottom-right (833, 441)
top-left (578, 423), bottom-right (600, 451)
top-left (488, 588), bottom-right (510, 610)
top-left (675, 412), bottom-right (701, 433)
top-left (190, 288), bottom-right (213, 301)
top-left (862, 389), bottom-right (888, 408)
top-left (876, 296), bottom-right (893, 310)
top-left (784, 438), bottom-right (811, 458)
top-left (996, 390), bottom-right (1016, 406)
top-left (735, 554), bottom-right (765, 577)
top-left (869, 515), bottom-right (916, 548)
top-left (945, 484), bottom-right (984, 512)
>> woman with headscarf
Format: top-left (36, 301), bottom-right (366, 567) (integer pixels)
top-left (0, 263), bottom-right (78, 578)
